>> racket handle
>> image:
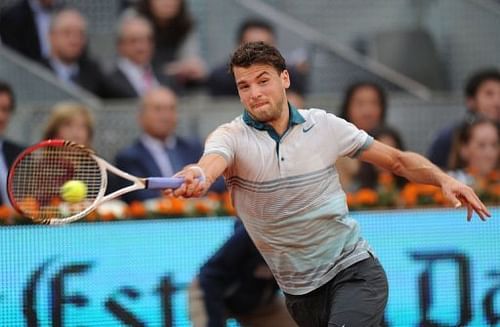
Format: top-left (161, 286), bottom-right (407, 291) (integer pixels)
top-left (146, 177), bottom-right (185, 189)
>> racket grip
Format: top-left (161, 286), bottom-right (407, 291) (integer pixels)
top-left (146, 177), bottom-right (185, 189)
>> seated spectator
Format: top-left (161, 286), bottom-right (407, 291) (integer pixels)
top-left (0, 81), bottom-right (25, 207)
top-left (428, 68), bottom-right (500, 168)
top-left (42, 8), bottom-right (110, 98)
top-left (189, 220), bottom-right (297, 327)
top-left (339, 81), bottom-right (388, 134)
top-left (106, 14), bottom-right (177, 98)
top-left (208, 18), bottom-right (308, 98)
top-left (42, 102), bottom-right (94, 147)
top-left (114, 87), bottom-right (224, 203)
top-left (134, 0), bottom-right (207, 91)
top-left (337, 82), bottom-right (400, 191)
top-left (447, 118), bottom-right (499, 190)
top-left (0, 0), bottom-right (60, 63)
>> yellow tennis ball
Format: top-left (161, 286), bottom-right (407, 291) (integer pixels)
top-left (60, 180), bottom-right (87, 203)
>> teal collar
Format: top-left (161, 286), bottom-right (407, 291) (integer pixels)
top-left (243, 103), bottom-right (305, 141)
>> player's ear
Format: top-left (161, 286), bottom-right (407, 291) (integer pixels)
top-left (281, 69), bottom-right (291, 89)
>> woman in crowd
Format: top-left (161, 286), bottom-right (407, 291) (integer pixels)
top-left (135, 0), bottom-right (206, 89)
top-left (447, 118), bottom-right (499, 191)
top-left (42, 102), bottom-right (95, 147)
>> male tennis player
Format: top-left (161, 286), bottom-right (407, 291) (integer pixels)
top-left (166, 42), bottom-right (491, 327)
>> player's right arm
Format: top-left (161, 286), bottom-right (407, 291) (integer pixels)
top-left (169, 153), bottom-right (228, 198)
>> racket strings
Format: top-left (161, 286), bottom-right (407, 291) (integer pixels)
top-left (10, 145), bottom-right (102, 220)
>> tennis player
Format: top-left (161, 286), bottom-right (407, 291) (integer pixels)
top-left (166, 42), bottom-right (491, 326)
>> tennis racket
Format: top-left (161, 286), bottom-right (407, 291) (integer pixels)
top-left (7, 139), bottom-right (189, 225)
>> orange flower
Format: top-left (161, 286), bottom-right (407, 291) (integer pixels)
top-left (346, 192), bottom-right (357, 207)
top-left (85, 209), bottom-right (99, 222)
top-left (128, 201), bottom-right (147, 218)
top-left (432, 190), bottom-right (447, 205)
top-left (0, 205), bottom-right (13, 219)
top-left (100, 211), bottom-right (115, 221)
top-left (18, 197), bottom-right (40, 217)
top-left (222, 192), bottom-right (236, 216)
top-left (195, 201), bottom-right (211, 214)
top-left (354, 188), bottom-right (378, 206)
top-left (401, 183), bottom-right (419, 207)
top-left (378, 172), bottom-right (394, 188)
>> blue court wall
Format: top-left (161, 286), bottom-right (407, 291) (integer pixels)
top-left (0, 207), bottom-right (498, 326)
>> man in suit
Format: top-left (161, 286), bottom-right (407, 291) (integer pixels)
top-left (114, 87), bottom-right (224, 202)
top-left (0, 0), bottom-right (59, 63)
top-left (0, 81), bottom-right (25, 206)
top-left (42, 8), bottom-right (110, 98)
top-left (106, 14), bottom-right (176, 98)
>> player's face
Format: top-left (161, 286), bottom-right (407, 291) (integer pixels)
top-left (461, 122), bottom-right (499, 175)
top-left (234, 64), bottom-right (290, 124)
top-left (469, 80), bottom-right (500, 122)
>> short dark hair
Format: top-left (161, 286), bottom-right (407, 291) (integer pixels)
top-left (230, 42), bottom-right (286, 76)
top-left (464, 68), bottom-right (500, 99)
top-left (340, 82), bottom-right (387, 123)
top-left (236, 18), bottom-right (274, 44)
top-left (0, 81), bottom-right (15, 112)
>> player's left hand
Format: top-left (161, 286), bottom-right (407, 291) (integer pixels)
top-left (440, 178), bottom-right (491, 221)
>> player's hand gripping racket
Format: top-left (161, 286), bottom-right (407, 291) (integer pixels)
top-left (7, 139), bottom-right (189, 225)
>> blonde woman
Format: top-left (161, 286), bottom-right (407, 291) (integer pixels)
top-left (42, 102), bottom-right (95, 147)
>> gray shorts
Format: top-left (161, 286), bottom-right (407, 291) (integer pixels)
top-left (284, 255), bottom-right (388, 327)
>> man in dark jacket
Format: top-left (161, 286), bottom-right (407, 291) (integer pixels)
top-left (0, 0), bottom-right (60, 63)
top-left (188, 220), bottom-right (297, 327)
top-left (0, 81), bottom-right (25, 206)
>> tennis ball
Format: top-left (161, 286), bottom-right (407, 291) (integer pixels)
top-left (60, 180), bottom-right (87, 203)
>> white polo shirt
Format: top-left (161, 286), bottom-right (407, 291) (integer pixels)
top-left (204, 105), bottom-right (374, 295)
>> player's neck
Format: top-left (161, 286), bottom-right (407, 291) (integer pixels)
top-left (269, 104), bottom-right (290, 136)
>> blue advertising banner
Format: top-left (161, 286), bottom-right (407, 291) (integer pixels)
top-left (0, 207), bottom-right (498, 326)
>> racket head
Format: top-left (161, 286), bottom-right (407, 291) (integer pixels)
top-left (7, 139), bottom-right (106, 224)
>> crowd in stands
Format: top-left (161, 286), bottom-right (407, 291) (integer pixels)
top-left (0, 3), bottom-right (498, 326)
top-left (0, 0), bottom-right (498, 210)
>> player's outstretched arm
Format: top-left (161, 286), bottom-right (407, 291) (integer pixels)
top-left (164, 153), bottom-right (228, 198)
top-left (358, 140), bottom-right (491, 221)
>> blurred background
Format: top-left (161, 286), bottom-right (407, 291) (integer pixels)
top-left (0, 0), bottom-right (498, 326)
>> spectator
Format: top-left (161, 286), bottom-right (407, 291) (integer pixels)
top-left (207, 18), bottom-right (308, 100)
top-left (42, 102), bottom-right (94, 147)
top-left (0, 0), bottom-right (60, 63)
top-left (42, 8), bottom-right (110, 98)
top-left (447, 118), bottom-right (499, 189)
top-left (337, 82), bottom-right (398, 191)
top-left (135, 0), bottom-right (207, 90)
top-left (339, 81), bottom-right (387, 134)
top-left (107, 14), bottom-right (176, 98)
top-left (0, 81), bottom-right (25, 206)
top-left (189, 220), bottom-right (297, 327)
top-left (428, 68), bottom-right (500, 168)
top-left (114, 87), bottom-right (224, 202)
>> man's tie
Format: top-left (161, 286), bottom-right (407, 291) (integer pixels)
top-left (165, 147), bottom-right (181, 177)
top-left (143, 68), bottom-right (154, 91)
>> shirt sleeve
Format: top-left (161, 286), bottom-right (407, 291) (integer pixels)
top-left (203, 123), bottom-right (237, 166)
top-left (325, 113), bottom-right (374, 158)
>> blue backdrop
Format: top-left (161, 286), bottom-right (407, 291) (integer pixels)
top-left (0, 207), bottom-right (498, 326)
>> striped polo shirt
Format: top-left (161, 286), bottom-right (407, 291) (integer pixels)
top-left (204, 104), bottom-right (374, 295)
